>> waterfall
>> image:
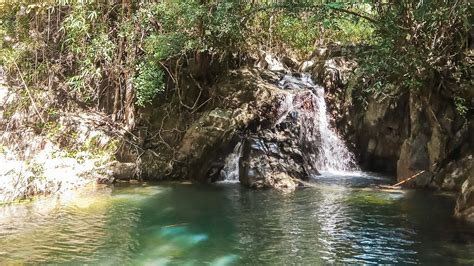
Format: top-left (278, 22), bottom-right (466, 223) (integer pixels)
top-left (312, 83), bottom-right (357, 172)
top-left (219, 143), bottom-right (242, 183)
top-left (220, 73), bottom-right (358, 182)
top-left (280, 74), bottom-right (358, 173)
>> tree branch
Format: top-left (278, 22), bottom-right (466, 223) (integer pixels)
top-left (241, 3), bottom-right (378, 26)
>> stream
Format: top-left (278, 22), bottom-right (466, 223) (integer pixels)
top-left (0, 174), bottom-right (473, 264)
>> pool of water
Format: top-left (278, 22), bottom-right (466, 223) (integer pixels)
top-left (0, 173), bottom-right (473, 264)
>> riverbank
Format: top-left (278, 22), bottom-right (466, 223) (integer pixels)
top-left (0, 67), bottom-right (139, 203)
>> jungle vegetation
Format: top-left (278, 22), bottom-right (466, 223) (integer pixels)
top-left (0, 0), bottom-right (471, 130)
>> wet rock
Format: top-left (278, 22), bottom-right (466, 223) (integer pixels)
top-left (236, 85), bottom-right (326, 192)
top-left (239, 115), bottom-right (318, 192)
top-left (105, 161), bottom-right (137, 181)
top-left (437, 155), bottom-right (474, 191)
top-left (140, 69), bottom-right (304, 186)
top-left (173, 108), bottom-right (237, 182)
top-left (455, 158), bottom-right (474, 221)
top-left (139, 68), bottom-right (329, 191)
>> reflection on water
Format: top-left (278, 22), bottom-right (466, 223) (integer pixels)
top-left (0, 175), bottom-right (473, 264)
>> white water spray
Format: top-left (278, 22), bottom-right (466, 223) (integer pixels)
top-left (279, 74), bottom-right (358, 172)
top-left (220, 73), bottom-right (358, 181)
top-left (312, 84), bottom-right (357, 172)
top-left (219, 143), bottom-right (242, 182)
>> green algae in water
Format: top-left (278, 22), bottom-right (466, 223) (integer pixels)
top-left (348, 191), bottom-right (402, 205)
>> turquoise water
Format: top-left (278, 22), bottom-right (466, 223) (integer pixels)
top-left (0, 173), bottom-right (473, 264)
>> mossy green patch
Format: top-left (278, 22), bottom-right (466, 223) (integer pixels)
top-left (348, 192), bottom-right (394, 206)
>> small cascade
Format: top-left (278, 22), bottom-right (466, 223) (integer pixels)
top-left (219, 143), bottom-right (242, 182)
top-left (220, 72), bottom-right (358, 182)
top-left (312, 84), bottom-right (358, 172)
top-left (274, 93), bottom-right (295, 126)
top-left (277, 74), bottom-right (358, 172)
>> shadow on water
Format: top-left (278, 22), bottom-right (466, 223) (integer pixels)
top-left (0, 176), bottom-right (473, 264)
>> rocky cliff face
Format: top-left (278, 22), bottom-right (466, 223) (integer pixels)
top-left (455, 162), bottom-right (474, 221)
top-left (138, 67), bottom-right (327, 192)
top-left (307, 46), bottom-right (474, 221)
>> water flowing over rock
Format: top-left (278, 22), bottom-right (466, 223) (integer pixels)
top-left (305, 47), bottom-right (473, 221)
top-left (236, 88), bottom-right (321, 192)
top-left (219, 73), bottom-right (358, 191)
top-left (310, 78), bottom-right (358, 172)
top-left (219, 143), bottom-right (242, 182)
top-left (139, 65), bottom-right (358, 191)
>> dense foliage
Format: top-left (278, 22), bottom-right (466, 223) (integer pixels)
top-left (354, 1), bottom-right (472, 116)
top-left (0, 0), bottom-right (471, 127)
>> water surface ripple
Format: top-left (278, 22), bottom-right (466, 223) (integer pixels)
top-left (0, 174), bottom-right (473, 264)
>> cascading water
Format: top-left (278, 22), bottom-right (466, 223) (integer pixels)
top-left (279, 74), bottom-right (358, 172)
top-left (311, 82), bottom-right (358, 172)
top-left (219, 143), bottom-right (242, 182)
top-left (220, 72), bottom-right (358, 182)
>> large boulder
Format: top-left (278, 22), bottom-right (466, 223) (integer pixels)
top-left (238, 90), bottom-right (321, 192)
top-left (139, 68), bottom-right (325, 192)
